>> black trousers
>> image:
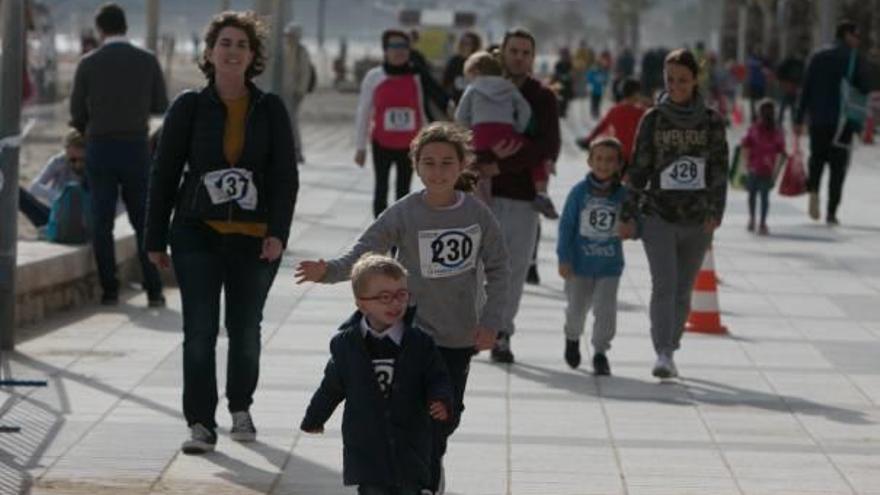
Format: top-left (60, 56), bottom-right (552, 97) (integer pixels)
top-left (430, 346), bottom-right (473, 491)
top-left (18, 187), bottom-right (50, 227)
top-left (372, 141), bottom-right (413, 218)
top-left (807, 124), bottom-right (854, 219)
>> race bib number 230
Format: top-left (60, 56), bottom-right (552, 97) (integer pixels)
top-left (418, 224), bottom-right (482, 278)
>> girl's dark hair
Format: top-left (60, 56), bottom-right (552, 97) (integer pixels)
top-left (199, 11), bottom-right (267, 80)
top-left (758, 98), bottom-right (777, 130)
top-left (382, 29), bottom-right (410, 50)
top-left (460, 31), bottom-right (483, 53)
top-left (409, 122), bottom-right (477, 192)
top-left (664, 48), bottom-right (700, 78)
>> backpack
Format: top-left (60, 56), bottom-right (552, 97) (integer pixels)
top-left (45, 182), bottom-right (92, 244)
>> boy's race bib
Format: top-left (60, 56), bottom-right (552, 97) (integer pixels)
top-left (418, 224), bottom-right (482, 278)
top-left (372, 358), bottom-right (395, 399)
top-left (579, 200), bottom-right (619, 239)
top-left (383, 107), bottom-right (417, 132)
top-left (203, 168), bottom-right (258, 211)
top-left (660, 156), bottom-right (706, 190)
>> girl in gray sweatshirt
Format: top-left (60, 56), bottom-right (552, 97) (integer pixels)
top-left (296, 122), bottom-right (509, 492)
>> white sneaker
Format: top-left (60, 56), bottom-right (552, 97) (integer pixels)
top-left (230, 411), bottom-right (257, 442)
top-left (652, 353), bottom-right (678, 379)
top-left (181, 423), bottom-right (216, 454)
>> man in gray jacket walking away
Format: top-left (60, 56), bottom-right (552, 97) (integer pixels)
top-left (70, 3), bottom-right (168, 306)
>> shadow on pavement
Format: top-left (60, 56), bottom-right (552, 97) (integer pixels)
top-left (508, 362), bottom-right (873, 426)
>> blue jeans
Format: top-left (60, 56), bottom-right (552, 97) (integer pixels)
top-left (170, 220), bottom-right (281, 429)
top-left (746, 174), bottom-right (773, 225)
top-left (85, 137), bottom-right (162, 295)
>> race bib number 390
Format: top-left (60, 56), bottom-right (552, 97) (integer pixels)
top-left (383, 107), bottom-right (417, 132)
top-left (418, 224), bottom-right (482, 279)
top-left (660, 155), bottom-right (706, 190)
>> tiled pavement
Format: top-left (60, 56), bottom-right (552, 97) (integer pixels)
top-left (2, 98), bottom-right (879, 494)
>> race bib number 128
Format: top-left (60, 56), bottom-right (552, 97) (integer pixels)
top-left (418, 224), bottom-right (482, 278)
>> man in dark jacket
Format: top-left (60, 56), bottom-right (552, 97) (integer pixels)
top-left (795, 20), bottom-right (867, 225)
top-left (488, 29), bottom-right (561, 364)
top-left (69, 3), bottom-right (168, 306)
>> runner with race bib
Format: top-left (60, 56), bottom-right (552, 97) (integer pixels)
top-left (353, 29), bottom-right (451, 218)
top-left (621, 49), bottom-right (729, 380)
top-left (558, 138), bottom-right (634, 376)
top-left (297, 123), bottom-right (509, 493)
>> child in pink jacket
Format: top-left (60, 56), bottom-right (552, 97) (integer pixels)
top-left (741, 99), bottom-right (786, 235)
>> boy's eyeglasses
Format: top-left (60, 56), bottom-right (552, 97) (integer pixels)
top-left (358, 289), bottom-right (410, 305)
top-left (386, 42), bottom-right (410, 50)
top-left (69, 158), bottom-right (85, 165)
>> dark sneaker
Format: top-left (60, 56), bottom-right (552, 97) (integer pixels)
top-left (147, 292), bottom-right (166, 308)
top-left (575, 137), bottom-right (590, 151)
top-left (592, 353), bottom-right (610, 376)
top-left (757, 224), bottom-right (769, 236)
top-left (532, 193), bottom-right (560, 219)
top-left (182, 423), bottom-right (217, 454)
top-left (826, 216), bottom-right (840, 226)
top-left (100, 292), bottom-right (119, 306)
top-left (564, 339), bottom-right (581, 369)
top-left (747, 219), bottom-right (755, 232)
top-left (491, 334), bottom-right (515, 364)
top-left (526, 265), bottom-right (540, 285)
top-left (230, 411), bottom-right (257, 442)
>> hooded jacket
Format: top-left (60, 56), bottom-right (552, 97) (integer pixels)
top-left (455, 75), bottom-right (532, 132)
top-left (623, 92), bottom-right (729, 225)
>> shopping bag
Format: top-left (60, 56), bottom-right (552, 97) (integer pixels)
top-left (778, 139), bottom-right (807, 196)
top-left (728, 144), bottom-right (748, 190)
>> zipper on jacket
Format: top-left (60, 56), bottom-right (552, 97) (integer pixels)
top-left (227, 92), bottom-right (263, 222)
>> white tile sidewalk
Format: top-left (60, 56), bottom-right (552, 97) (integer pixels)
top-left (2, 97), bottom-right (879, 494)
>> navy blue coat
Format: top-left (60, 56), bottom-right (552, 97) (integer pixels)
top-left (300, 310), bottom-right (453, 488)
top-left (796, 43), bottom-right (868, 128)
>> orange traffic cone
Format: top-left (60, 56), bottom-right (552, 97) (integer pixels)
top-left (863, 116), bottom-right (874, 144)
top-left (685, 247), bottom-right (728, 334)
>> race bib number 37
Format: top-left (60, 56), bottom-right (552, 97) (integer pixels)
top-left (660, 155), bottom-right (706, 190)
top-left (204, 168), bottom-right (258, 210)
top-left (383, 107), bottom-right (417, 132)
top-left (418, 224), bottom-right (482, 278)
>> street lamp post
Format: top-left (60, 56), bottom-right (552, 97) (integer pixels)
top-left (0, 0), bottom-right (26, 349)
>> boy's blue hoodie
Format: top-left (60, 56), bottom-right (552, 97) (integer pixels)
top-left (557, 173), bottom-right (625, 278)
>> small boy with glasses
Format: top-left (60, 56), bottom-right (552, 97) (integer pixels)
top-left (301, 253), bottom-right (453, 495)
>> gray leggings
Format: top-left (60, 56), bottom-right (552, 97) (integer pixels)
top-left (641, 216), bottom-right (712, 355)
top-left (564, 276), bottom-right (620, 353)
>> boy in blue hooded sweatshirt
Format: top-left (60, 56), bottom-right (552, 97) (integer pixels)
top-left (557, 137), bottom-right (633, 375)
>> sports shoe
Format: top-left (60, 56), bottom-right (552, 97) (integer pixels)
top-left (564, 339), bottom-right (581, 369)
top-left (808, 192), bottom-right (820, 220)
top-left (592, 352), bottom-right (611, 376)
top-left (147, 292), bottom-right (166, 308)
top-left (181, 423), bottom-right (217, 454)
top-left (100, 292), bottom-right (119, 306)
top-left (747, 219), bottom-right (755, 232)
top-left (532, 193), bottom-right (560, 219)
top-left (757, 224), bottom-right (769, 236)
top-left (575, 137), bottom-right (590, 151)
top-left (491, 334), bottom-right (515, 364)
top-left (651, 353), bottom-right (678, 379)
top-left (526, 265), bottom-right (540, 285)
top-left (826, 216), bottom-right (840, 226)
top-left (230, 411), bottom-right (257, 442)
